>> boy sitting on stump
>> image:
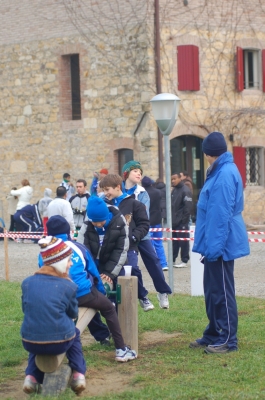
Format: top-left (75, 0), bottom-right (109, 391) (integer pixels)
top-left (21, 236), bottom-right (87, 395)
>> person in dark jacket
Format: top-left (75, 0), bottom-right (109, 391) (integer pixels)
top-left (142, 176), bottom-right (168, 271)
top-left (171, 172), bottom-right (193, 268)
top-left (84, 196), bottom-right (129, 280)
top-left (180, 171), bottom-right (193, 193)
top-left (155, 178), bottom-right (167, 224)
top-left (21, 236), bottom-right (86, 395)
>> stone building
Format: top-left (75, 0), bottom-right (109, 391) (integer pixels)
top-left (0, 0), bottom-right (265, 224)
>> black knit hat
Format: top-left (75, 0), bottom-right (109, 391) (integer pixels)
top-left (202, 131), bottom-right (227, 156)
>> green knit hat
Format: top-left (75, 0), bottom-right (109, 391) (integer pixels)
top-left (122, 160), bottom-right (143, 180)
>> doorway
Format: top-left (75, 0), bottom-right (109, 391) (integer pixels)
top-left (170, 135), bottom-right (204, 219)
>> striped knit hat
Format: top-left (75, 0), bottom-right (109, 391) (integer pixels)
top-left (122, 160), bottom-right (143, 180)
top-left (38, 236), bottom-right (72, 274)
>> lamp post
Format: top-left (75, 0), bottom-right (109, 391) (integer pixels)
top-left (150, 93), bottom-right (181, 292)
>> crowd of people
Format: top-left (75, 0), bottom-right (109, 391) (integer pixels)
top-left (15, 131), bottom-right (250, 395)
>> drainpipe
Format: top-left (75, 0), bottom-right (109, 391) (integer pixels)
top-left (154, 0), bottom-right (164, 179)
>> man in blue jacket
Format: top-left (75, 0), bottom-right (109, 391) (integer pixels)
top-left (191, 131), bottom-right (250, 354)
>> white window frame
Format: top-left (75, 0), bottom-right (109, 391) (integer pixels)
top-left (243, 49), bottom-right (261, 90)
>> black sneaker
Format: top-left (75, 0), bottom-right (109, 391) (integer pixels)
top-left (204, 344), bottom-right (237, 354)
top-left (100, 335), bottom-right (111, 346)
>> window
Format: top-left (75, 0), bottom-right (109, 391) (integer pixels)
top-left (70, 55), bottom-right (81, 120)
top-left (236, 47), bottom-right (265, 92)
top-left (246, 147), bottom-right (264, 186)
top-left (60, 54), bottom-right (81, 120)
top-left (177, 45), bottom-right (200, 91)
top-left (118, 149), bottom-right (133, 175)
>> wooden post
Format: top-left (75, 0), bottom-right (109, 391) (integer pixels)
top-left (4, 229), bottom-right (9, 281)
top-left (117, 276), bottom-right (138, 354)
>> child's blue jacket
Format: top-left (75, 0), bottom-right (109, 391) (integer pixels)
top-left (39, 234), bottom-right (105, 298)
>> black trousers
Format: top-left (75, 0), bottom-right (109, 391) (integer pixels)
top-left (172, 224), bottom-right (190, 263)
top-left (78, 287), bottom-right (125, 350)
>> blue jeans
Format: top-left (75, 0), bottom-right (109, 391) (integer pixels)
top-left (150, 224), bottom-right (167, 268)
top-left (138, 240), bottom-right (171, 294)
top-left (23, 328), bottom-right (86, 383)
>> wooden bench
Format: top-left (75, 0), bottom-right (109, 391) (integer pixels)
top-left (35, 307), bottom-right (96, 396)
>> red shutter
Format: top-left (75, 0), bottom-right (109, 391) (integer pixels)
top-left (177, 45), bottom-right (200, 91)
top-left (233, 146), bottom-right (246, 188)
top-left (236, 47), bottom-right (244, 92)
top-left (262, 50), bottom-right (265, 92)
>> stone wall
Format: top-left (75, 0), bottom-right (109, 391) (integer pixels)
top-left (1, 0), bottom-right (265, 224)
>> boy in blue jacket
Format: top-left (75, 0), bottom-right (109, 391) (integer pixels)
top-left (21, 236), bottom-right (86, 395)
top-left (44, 215), bottom-right (137, 363)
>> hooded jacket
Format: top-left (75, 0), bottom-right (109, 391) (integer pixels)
top-left (69, 192), bottom-right (90, 228)
top-left (39, 233), bottom-right (106, 298)
top-left (38, 188), bottom-right (53, 217)
top-left (193, 152), bottom-right (250, 261)
top-left (84, 205), bottom-right (129, 279)
top-left (142, 185), bottom-right (162, 226)
top-left (10, 185), bottom-right (33, 210)
top-left (155, 182), bottom-right (166, 219)
top-left (171, 182), bottom-right (193, 228)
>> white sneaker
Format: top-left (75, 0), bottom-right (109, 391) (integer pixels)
top-left (173, 262), bottom-right (187, 268)
top-left (23, 375), bottom-right (41, 394)
top-left (162, 266), bottom-right (168, 271)
top-left (70, 372), bottom-right (86, 394)
top-left (157, 293), bottom-right (169, 309)
top-left (139, 297), bottom-right (155, 311)
top-left (115, 346), bottom-right (137, 362)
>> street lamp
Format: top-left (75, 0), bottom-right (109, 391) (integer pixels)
top-left (150, 93), bottom-right (181, 292)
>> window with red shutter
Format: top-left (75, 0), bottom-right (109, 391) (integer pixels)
top-left (233, 146), bottom-right (246, 188)
top-left (237, 47), bottom-right (264, 91)
top-left (177, 45), bottom-right (200, 91)
top-left (236, 47), bottom-right (244, 92)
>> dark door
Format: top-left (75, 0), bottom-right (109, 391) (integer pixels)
top-left (170, 135), bottom-right (204, 220)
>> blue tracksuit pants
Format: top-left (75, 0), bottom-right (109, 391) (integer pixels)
top-left (23, 328), bottom-right (86, 383)
top-left (201, 258), bottom-right (238, 350)
top-left (138, 240), bottom-right (172, 294)
top-left (150, 224), bottom-right (168, 268)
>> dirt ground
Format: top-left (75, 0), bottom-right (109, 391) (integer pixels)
top-left (0, 239), bottom-right (265, 398)
top-left (1, 330), bottom-right (181, 400)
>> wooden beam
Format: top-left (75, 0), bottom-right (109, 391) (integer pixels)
top-left (117, 276), bottom-right (138, 354)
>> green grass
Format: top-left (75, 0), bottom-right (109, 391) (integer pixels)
top-left (1, 280), bottom-right (265, 399)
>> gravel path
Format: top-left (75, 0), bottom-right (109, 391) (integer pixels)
top-left (1, 240), bottom-right (264, 298)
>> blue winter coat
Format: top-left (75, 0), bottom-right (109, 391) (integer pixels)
top-left (38, 234), bottom-right (106, 298)
top-left (193, 152), bottom-right (250, 261)
top-left (21, 273), bottom-right (78, 343)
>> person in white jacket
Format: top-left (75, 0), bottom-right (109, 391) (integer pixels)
top-left (10, 179), bottom-right (33, 211)
top-left (47, 186), bottom-right (75, 232)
